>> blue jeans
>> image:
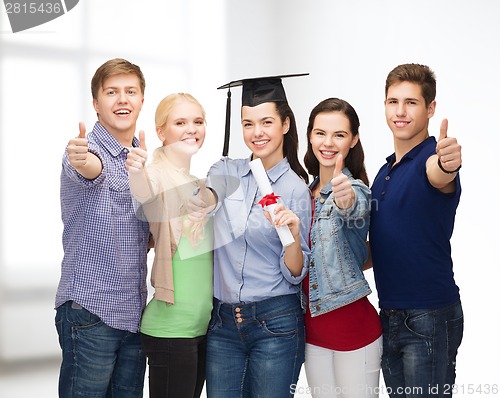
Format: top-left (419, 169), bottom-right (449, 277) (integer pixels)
top-left (380, 301), bottom-right (464, 398)
top-left (206, 294), bottom-right (305, 398)
top-left (55, 301), bottom-right (146, 398)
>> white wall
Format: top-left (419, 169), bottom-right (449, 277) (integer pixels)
top-left (0, 0), bottom-right (227, 361)
top-left (1, 0), bottom-right (499, 395)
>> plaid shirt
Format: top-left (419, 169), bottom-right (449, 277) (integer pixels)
top-left (56, 122), bottom-right (150, 333)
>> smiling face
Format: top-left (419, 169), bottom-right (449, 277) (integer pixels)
top-left (309, 111), bottom-right (358, 177)
top-left (241, 102), bottom-right (289, 170)
top-left (93, 73), bottom-right (144, 143)
top-left (385, 81), bottom-right (435, 150)
top-left (157, 100), bottom-right (206, 159)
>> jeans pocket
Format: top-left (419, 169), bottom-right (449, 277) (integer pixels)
top-left (55, 306), bottom-right (64, 348)
top-left (404, 311), bottom-right (434, 339)
top-left (207, 310), bottom-right (221, 333)
top-left (260, 312), bottom-right (299, 337)
top-left (66, 302), bottom-right (102, 329)
top-left (55, 306), bottom-right (63, 328)
top-left (446, 314), bottom-right (464, 356)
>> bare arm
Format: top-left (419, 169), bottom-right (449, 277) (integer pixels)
top-left (283, 241), bottom-right (304, 277)
top-left (426, 119), bottom-right (462, 193)
top-left (267, 204), bottom-right (303, 277)
top-left (363, 241), bottom-right (373, 271)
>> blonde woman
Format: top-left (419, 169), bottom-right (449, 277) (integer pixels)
top-left (126, 93), bottom-right (213, 398)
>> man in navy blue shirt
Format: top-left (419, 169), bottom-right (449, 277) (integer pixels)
top-left (369, 63), bottom-right (463, 397)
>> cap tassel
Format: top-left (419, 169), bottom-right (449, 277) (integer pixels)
top-left (222, 88), bottom-right (231, 156)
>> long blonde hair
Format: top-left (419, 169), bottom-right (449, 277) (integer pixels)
top-left (152, 93), bottom-right (208, 247)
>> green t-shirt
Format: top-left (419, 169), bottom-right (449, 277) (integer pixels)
top-left (140, 226), bottom-right (213, 338)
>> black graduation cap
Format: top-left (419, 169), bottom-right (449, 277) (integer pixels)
top-left (217, 73), bottom-right (309, 156)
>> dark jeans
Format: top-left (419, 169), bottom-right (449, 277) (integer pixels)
top-left (55, 301), bottom-right (146, 398)
top-left (380, 300), bottom-right (464, 398)
top-left (206, 294), bottom-right (305, 398)
top-left (140, 333), bottom-right (206, 398)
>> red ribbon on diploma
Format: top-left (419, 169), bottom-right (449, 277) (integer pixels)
top-left (258, 193), bottom-right (281, 207)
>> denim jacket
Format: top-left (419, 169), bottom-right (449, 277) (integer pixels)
top-left (308, 169), bottom-right (372, 317)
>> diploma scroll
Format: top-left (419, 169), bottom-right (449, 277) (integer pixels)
top-left (249, 158), bottom-right (295, 247)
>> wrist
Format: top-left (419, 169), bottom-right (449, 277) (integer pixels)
top-left (438, 158), bottom-right (461, 174)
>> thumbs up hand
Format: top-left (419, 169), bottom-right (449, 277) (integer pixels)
top-left (67, 122), bottom-right (89, 169)
top-left (126, 130), bottom-right (148, 173)
top-left (331, 154), bottom-right (354, 209)
top-left (436, 119), bottom-right (462, 173)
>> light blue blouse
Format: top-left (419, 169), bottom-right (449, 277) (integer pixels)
top-left (207, 156), bottom-right (311, 304)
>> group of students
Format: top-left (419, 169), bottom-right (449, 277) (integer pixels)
top-left (55, 58), bottom-right (463, 398)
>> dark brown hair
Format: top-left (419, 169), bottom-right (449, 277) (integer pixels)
top-left (275, 101), bottom-right (309, 183)
top-left (304, 98), bottom-right (368, 185)
top-left (385, 63), bottom-right (436, 107)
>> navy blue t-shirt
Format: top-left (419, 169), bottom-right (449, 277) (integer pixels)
top-left (369, 136), bottom-right (461, 309)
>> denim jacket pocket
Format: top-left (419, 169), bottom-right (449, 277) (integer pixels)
top-left (309, 189), bottom-right (371, 315)
top-left (316, 203), bottom-right (339, 242)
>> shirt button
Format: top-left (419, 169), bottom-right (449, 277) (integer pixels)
top-left (310, 261), bottom-right (315, 267)
top-left (319, 198), bottom-right (325, 203)
top-left (316, 305), bottom-right (321, 311)
top-left (385, 176), bottom-right (390, 180)
top-left (312, 284), bottom-right (318, 290)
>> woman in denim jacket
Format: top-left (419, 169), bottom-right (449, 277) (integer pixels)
top-left (302, 98), bottom-right (382, 398)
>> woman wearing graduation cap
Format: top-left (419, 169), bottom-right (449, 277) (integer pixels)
top-left (188, 74), bottom-right (311, 398)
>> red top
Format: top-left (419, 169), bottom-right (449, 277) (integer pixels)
top-left (304, 274), bottom-right (382, 351)
top-left (305, 196), bottom-right (382, 351)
